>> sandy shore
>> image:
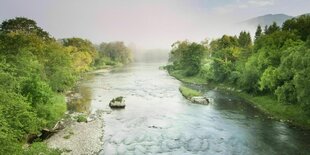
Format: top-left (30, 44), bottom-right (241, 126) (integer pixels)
top-left (46, 111), bottom-right (105, 155)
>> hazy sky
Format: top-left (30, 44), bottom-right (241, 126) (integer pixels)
top-left (0, 0), bottom-right (309, 49)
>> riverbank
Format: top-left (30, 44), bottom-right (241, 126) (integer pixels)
top-left (167, 69), bottom-right (310, 129)
top-left (46, 110), bottom-right (105, 155)
top-left (45, 66), bottom-right (116, 154)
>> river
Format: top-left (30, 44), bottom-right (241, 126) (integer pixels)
top-left (71, 62), bottom-right (310, 155)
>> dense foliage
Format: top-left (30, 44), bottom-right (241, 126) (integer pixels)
top-left (0, 17), bottom-right (132, 154)
top-left (168, 15), bottom-right (310, 118)
top-left (169, 41), bottom-right (205, 76)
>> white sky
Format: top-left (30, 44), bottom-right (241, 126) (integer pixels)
top-left (0, 0), bottom-right (309, 49)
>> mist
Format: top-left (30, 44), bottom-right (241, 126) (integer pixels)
top-left (0, 0), bottom-right (309, 49)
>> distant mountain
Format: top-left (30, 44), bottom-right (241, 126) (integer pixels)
top-left (241, 14), bottom-right (293, 27)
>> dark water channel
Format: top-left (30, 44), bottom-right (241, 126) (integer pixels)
top-left (71, 62), bottom-right (310, 155)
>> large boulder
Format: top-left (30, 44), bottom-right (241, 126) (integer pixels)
top-left (109, 96), bottom-right (126, 109)
top-left (190, 96), bottom-right (209, 105)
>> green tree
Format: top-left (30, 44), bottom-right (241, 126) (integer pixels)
top-left (0, 17), bottom-right (51, 40)
top-left (238, 31), bottom-right (252, 48)
top-left (180, 42), bottom-right (205, 76)
top-left (62, 38), bottom-right (97, 59)
top-left (62, 38), bottom-right (97, 72)
top-left (237, 54), bottom-right (261, 93)
top-left (255, 25), bottom-right (262, 40)
top-left (264, 22), bottom-right (280, 35)
top-left (99, 41), bottom-right (133, 64)
top-left (169, 41), bottom-right (205, 76)
top-left (282, 15), bottom-right (310, 41)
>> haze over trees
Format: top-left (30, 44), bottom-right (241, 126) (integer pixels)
top-left (98, 41), bottom-right (133, 66)
top-left (0, 17), bottom-right (132, 154)
top-left (167, 15), bottom-right (310, 125)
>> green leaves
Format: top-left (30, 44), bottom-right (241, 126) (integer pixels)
top-left (21, 76), bottom-right (53, 106)
top-left (259, 66), bottom-right (279, 91)
top-left (283, 15), bottom-right (310, 41)
top-left (0, 90), bottom-right (42, 139)
top-left (0, 17), bottom-right (74, 153)
top-left (0, 17), bottom-right (51, 41)
top-left (238, 31), bottom-right (252, 48)
top-left (169, 41), bottom-right (205, 76)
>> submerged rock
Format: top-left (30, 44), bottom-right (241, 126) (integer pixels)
top-left (190, 97), bottom-right (210, 105)
top-left (109, 96), bottom-right (126, 109)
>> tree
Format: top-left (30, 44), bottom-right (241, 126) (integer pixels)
top-left (238, 31), bottom-right (252, 48)
top-left (62, 38), bottom-right (97, 59)
top-left (169, 41), bottom-right (205, 76)
top-left (181, 42), bottom-right (205, 76)
top-left (0, 17), bottom-right (73, 154)
top-left (0, 17), bottom-right (51, 40)
top-left (283, 15), bottom-right (310, 41)
top-left (255, 25), bottom-right (262, 40)
top-left (99, 41), bottom-right (133, 64)
top-left (62, 38), bottom-right (97, 72)
top-left (264, 22), bottom-right (280, 35)
top-left (43, 42), bottom-right (76, 92)
top-left (169, 40), bottom-right (189, 68)
top-left (237, 54), bottom-right (261, 93)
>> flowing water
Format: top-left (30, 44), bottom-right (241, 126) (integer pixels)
top-left (72, 62), bottom-right (310, 155)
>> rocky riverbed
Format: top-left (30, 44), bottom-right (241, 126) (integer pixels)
top-left (46, 110), bottom-right (105, 155)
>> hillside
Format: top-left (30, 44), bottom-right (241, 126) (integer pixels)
top-left (242, 14), bottom-right (293, 27)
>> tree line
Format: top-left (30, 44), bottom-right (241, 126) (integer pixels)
top-left (167, 15), bottom-right (310, 118)
top-left (0, 17), bottom-right (132, 154)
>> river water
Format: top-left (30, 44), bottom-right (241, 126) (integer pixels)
top-left (72, 62), bottom-right (310, 155)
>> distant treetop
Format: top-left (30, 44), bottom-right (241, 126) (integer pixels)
top-left (0, 17), bottom-right (52, 40)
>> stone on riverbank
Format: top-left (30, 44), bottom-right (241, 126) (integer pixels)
top-left (109, 96), bottom-right (126, 108)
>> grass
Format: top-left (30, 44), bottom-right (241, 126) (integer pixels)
top-left (24, 142), bottom-right (62, 155)
top-left (179, 85), bottom-right (202, 99)
top-left (237, 92), bottom-right (310, 128)
top-left (76, 114), bottom-right (87, 123)
top-left (169, 70), bottom-right (207, 84)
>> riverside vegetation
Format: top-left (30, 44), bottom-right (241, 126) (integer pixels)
top-left (0, 17), bottom-right (132, 154)
top-left (166, 15), bottom-right (310, 128)
top-left (179, 86), bottom-right (202, 99)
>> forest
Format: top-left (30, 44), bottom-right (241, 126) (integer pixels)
top-left (0, 17), bottom-right (132, 154)
top-left (166, 15), bottom-right (310, 127)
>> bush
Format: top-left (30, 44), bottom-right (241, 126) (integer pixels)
top-left (35, 94), bottom-right (67, 127)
